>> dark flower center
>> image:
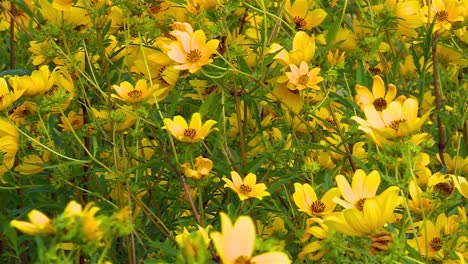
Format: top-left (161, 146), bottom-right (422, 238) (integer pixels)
top-left (239, 184), bottom-right (252, 195)
top-left (184, 128), bottom-right (197, 139)
top-left (373, 97), bottom-right (387, 111)
top-left (436, 10), bottom-right (448, 21)
top-left (356, 198), bottom-right (366, 211)
top-left (234, 256), bottom-right (252, 264)
top-left (127, 89), bottom-right (143, 99)
top-left (187, 49), bottom-right (202, 63)
top-left (294, 16), bottom-right (307, 30)
top-left (430, 237), bottom-right (443, 251)
top-left (311, 200), bottom-right (326, 214)
top-left (389, 119), bottom-right (406, 131)
top-left (298, 75), bottom-right (309, 86)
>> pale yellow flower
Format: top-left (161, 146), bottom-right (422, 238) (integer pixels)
top-left (163, 112), bottom-right (217, 143)
top-left (222, 171), bottom-right (270, 201)
top-left (10, 210), bottom-right (54, 235)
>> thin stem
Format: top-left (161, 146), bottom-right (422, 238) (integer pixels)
top-left (432, 32), bottom-right (445, 165)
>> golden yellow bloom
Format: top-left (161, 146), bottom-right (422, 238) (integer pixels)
top-left (452, 175), bottom-right (468, 198)
top-left (59, 109), bottom-right (84, 132)
top-left (324, 186), bottom-right (400, 236)
top-left (333, 169), bottom-right (381, 210)
top-left (293, 183), bottom-right (340, 217)
top-left (383, 0), bottom-right (424, 37)
top-left (0, 77), bottom-right (25, 111)
top-left (52, 0), bottom-right (74, 11)
top-left (112, 79), bottom-right (160, 103)
top-left (63, 200), bottom-right (103, 241)
top-left (0, 118), bottom-right (20, 181)
top-left (270, 31), bottom-right (316, 66)
top-left (408, 180), bottom-right (434, 214)
top-left (284, 0), bottom-right (327, 31)
top-left (352, 98), bottom-right (431, 146)
top-left (423, 0), bottom-right (465, 32)
top-left (282, 61), bottom-right (323, 91)
top-left (408, 214), bottom-right (447, 260)
top-left (164, 24), bottom-right (219, 73)
top-left (175, 225), bottom-right (211, 257)
top-left (270, 84), bottom-right (304, 114)
top-left (10, 209), bottom-right (54, 235)
top-left (222, 171), bottom-right (270, 201)
top-left (11, 65), bottom-right (56, 97)
top-left (438, 153), bottom-right (468, 174)
top-left (92, 105), bottom-right (137, 132)
top-left (211, 213), bottom-right (291, 264)
top-left (163, 112), bottom-right (217, 143)
top-left (355, 75), bottom-right (403, 111)
top-left (181, 156), bottom-right (213, 180)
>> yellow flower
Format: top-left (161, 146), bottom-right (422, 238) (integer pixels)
top-left (284, 0), bottom-right (327, 31)
top-left (407, 180), bottom-right (434, 214)
top-left (270, 31), bottom-right (316, 66)
top-left (0, 77), bottom-right (25, 111)
top-left (164, 24), bottom-right (219, 73)
top-left (324, 186), bottom-right (401, 236)
top-left (354, 75), bottom-right (403, 111)
top-left (408, 214), bottom-right (447, 260)
top-left (163, 112), bottom-right (217, 143)
top-left (423, 0), bottom-right (464, 32)
top-left (59, 109), bottom-right (84, 132)
top-left (293, 183), bottom-right (340, 217)
top-left (10, 65), bottom-right (56, 97)
top-left (333, 169), bottom-right (381, 210)
top-left (352, 98), bottom-right (431, 146)
top-left (384, 0), bottom-right (424, 37)
top-left (282, 61), bottom-right (323, 91)
top-left (181, 156), bottom-right (213, 180)
top-left (175, 225), bottom-right (212, 257)
top-left (10, 209), bottom-right (54, 235)
top-left (222, 171), bottom-right (270, 201)
top-left (92, 105), bottom-right (137, 132)
top-left (111, 79), bottom-right (160, 103)
top-left (0, 118), bottom-right (20, 181)
top-left (63, 201), bottom-right (103, 241)
top-left (438, 153), bottom-right (468, 174)
top-left (452, 175), bottom-right (468, 198)
top-left (52, 0), bottom-right (74, 11)
top-left (211, 213), bottom-right (291, 264)
top-left (270, 84), bottom-right (304, 114)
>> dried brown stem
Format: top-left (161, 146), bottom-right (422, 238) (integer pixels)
top-left (432, 32), bottom-right (445, 165)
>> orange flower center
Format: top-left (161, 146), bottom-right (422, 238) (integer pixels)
top-left (288, 88), bottom-right (300, 95)
top-left (389, 119), bottom-right (407, 131)
top-left (234, 256), bottom-right (252, 264)
top-left (373, 97), bottom-right (387, 111)
top-left (187, 49), bottom-right (202, 63)
top-left (239, 184), bottom-right (252, 195)
top-left (436, 10), bottom-right (448, 22)
top-left (293, 16), bottom-right (307, 30)
top-left (356, 198), bottom-right (366, 211)
top-left (298, 74), bottom-right (309, 86)
top-left (127, 89), bottom-right (143, 99)
top-left (430, 237), bottom-right (443, 251)
top-left (184, 128), bottom-right (197, 139)
top-left (311, 200), bottom-right (326, 214)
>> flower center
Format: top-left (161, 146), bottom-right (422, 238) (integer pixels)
top-left (311, 200), bottom-right (326, 214)
top-left (373, 97), bottom-right (387, 111)
top-left (430, 237), bottom-right (443, 251)
top-left (239, 184), bottom-right (252, 195)
top-left (436, 10), bottom-right (448, 22)
top-left (293, 16), bottom-right (307, 30)
top-left (0, 95), bottom-right (4, 103)
top-left (434, 181), bottom-right (453, 196)
top-left (288, 88), bottom-right (300, 95)
top-left (234, 256), bottom-right (252, 264)
top-left (187, 49), bottom-right (202, 63)
top-left (184, 128), bottom-right (197, 139)
top-left (356, 198), bottom-right (366, 211)
top-left (389, 119), bottom-right (406, 131)
top-left (298, 74), bottom-right (309, 86)
top-left (127, 89), bottom-right (143, 99)
top-left (325, 118), bottom-right (336, 127)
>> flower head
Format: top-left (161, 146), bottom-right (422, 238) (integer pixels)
top-left (181, 156), bottom-right (213, 180)
top-left (163, 112), bottom-right (217, 143)
top-left (285, 0), bottom-right (327, 31)
top-left (210, 213), bottom-right (291, 264)
top-left (164, 23), bottom-right (219, 73)
top-left (10, 209), bottom-right (54, 235)
top-left (222, 171), bottom-right (270, 201)
top-left (423, 0), bottom-right (464, 32)
top-left (111, 79), bottom-right (160, 103)
top-left (293, 183), bottom-right (340, 217)
top-left (354, 75), bottom-right (404, 111)
top-left (283, 61), bottom-right (323, 91)
top-left (0, 78), bottom-right (25, 111)
top-left (333, 169), bottom-right (381, 210)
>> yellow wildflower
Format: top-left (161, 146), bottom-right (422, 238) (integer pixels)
top-left (452, 175), bottom-right (468, 198)
top-left (112, 79), bottom-right (160, 103)
top-left (354, 75), bottom-right (404, 111)
top-left (181, 156), bottom-right (213, 180)
top-left (293, 183), bottom-right (340, 217)
top-left (333, 169), bottom-right (381, 210)
top-left (423, 0), bottom-right (464, 32)
top-left (222, 171), bottom-right (270, 201)
top-left (284, 0), bottom-right (327, 31)
top-left (163, 112), bottom-right (217, 143)
top-left (164, 23), bottom-right (219, 73)
top-left (10, 210), bottom-right (54, 235)
top-left (282, 61), bottom-right (323, 91)
top-left (211, 213), bottom-right (291, 264)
